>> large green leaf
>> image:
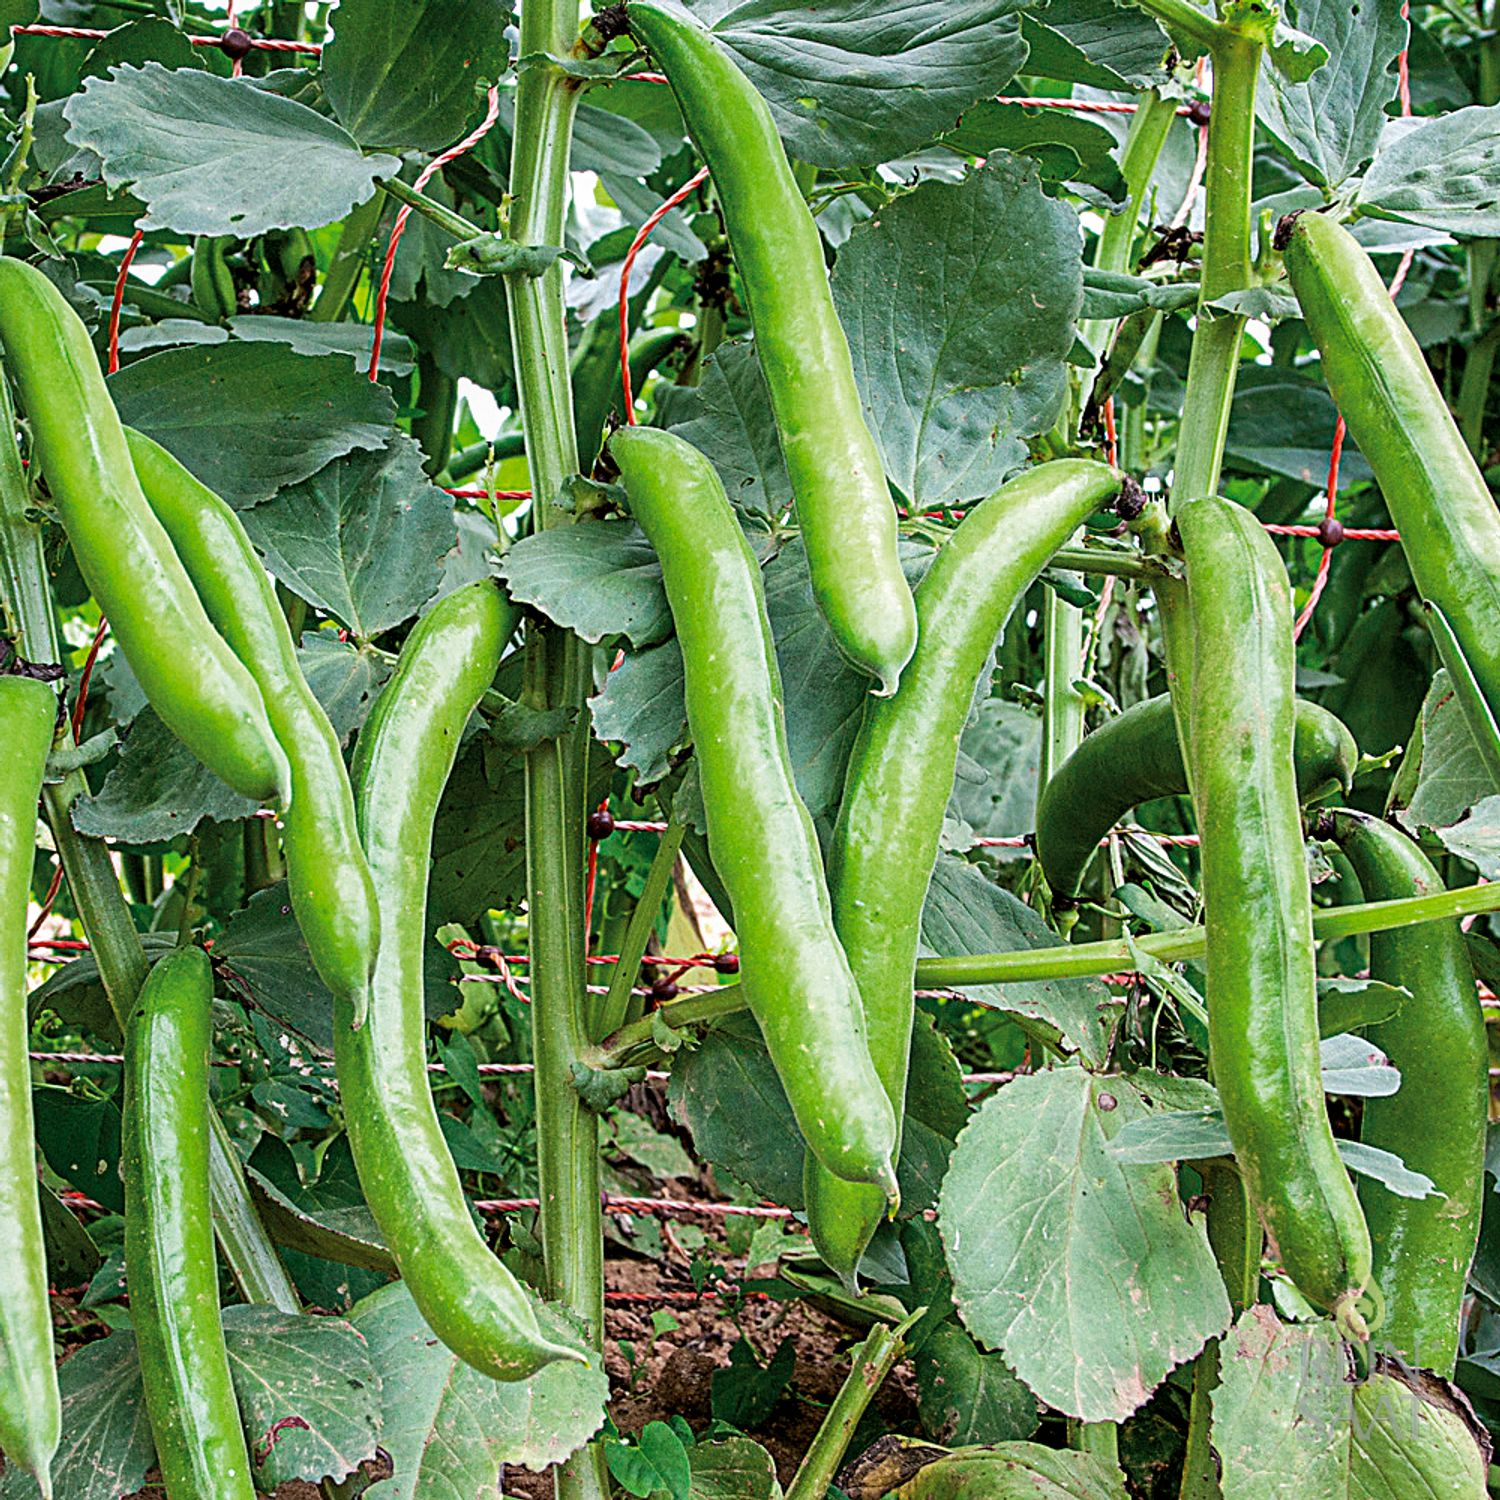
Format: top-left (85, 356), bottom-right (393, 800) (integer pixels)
top-left (71, 705), bottom-right (259, 843)
top-left (0, 1335), bottom-right (153, 1500)
top-left (349, 1282), bottom-right (607, 1489)
top-left (1358, 106), bottom-right (1500, 239)
top-left (110, 341), bottom-right (397, 510)
top-left (222, 1304), bottom-right (381, 1490)
top-left (832, 154), bottom-right (1081, 509)
top-left (1018, 0), bottom-right (1171, 90)
top-left (63, 63), bottom-right (399, 235)
top-left (1224, 366), bottom-right (1373, 488)
top-left (886, 1441), bottom-right (1130, 1499)
top-left (690, 0), bottom-right (1028, 169)
top-left (941, 102), bottom-right (1128, 206)
top-left (915, 1321), bottom-right (1039, 1446)
top-left (322, 0), bottom-right (511, 151)
top-left (241, 439), bottom-right (458, 640)
top-left (940, 1067), bottom-right (1231, 1423)
top-left (662, 343), bottom-right (791, 518)
top-left (1212, 1307), bottom-right (1491, 1497)
top-left (1401, 670), bottom-right (1496, 835)
top-left (1257, 0), bottom-right (1406, 189)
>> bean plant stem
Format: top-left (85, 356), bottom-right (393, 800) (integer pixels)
top-left (596, 819), bottom-right (687, 1039)
top-left (505, 6), bottom-right (610, 1498)
top-left (376, 174), bottom-right (483, 242)
top-left (784, 1312), bottom-right (919, 1500)
top-left (0, 373), bottom-right (299, 1312)
top-left (588, 877), bottom-right (1500, 1068)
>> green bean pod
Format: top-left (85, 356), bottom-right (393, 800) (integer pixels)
top-left (1035, 694), bottom-right (1358, 897)
top-left (0, 257), bottom-right (289, 807)
top-left (608, 425), bottom-right (898, 1195)
top-left (123, 945), bottom-right (256, 1500)
top-left (573, 314), bottom-right (684, 470)
top-left (125, 429), bottom-right (379, 1021)
top-left (338, 580), bottom-right (580, 1380)
top-left (810, 459), bottom-right (1123, 1284)
top-left (627, 1), bottom-right (918, 696)
top-left (0, 676), bottom-right (60, 1496)
top-left (1327, 810), bottom-right (1486, 1375)
top-left (190, 236), bottom-right (238, 321)
top-left (1281, 211), bottom-right (1500, 718)
top-left (1181, 495), bottom-right (1371, 1333)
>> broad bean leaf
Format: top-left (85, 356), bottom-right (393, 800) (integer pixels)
top-left (668, 1008), bottom-right (967, 1218)
top-left (1434, 794), bottom-right (1500, 877)
top-left (1401, 670), bottom-right (1496, 835)
top-left (949, 699), bottom-right (1044, 847)
top-left (349, 1282), bottom-right (607, 1487)
top-left (216, 882), bottom-right (461, 1052)
top-left (80, 16), bottom-right (208, 79)
top-left (1212, 1306), bottom-right (1491, 1497)
top-left (684, 1437), bottom-right (782, 1499)
top-left (63, 63), bottom-right (399, 235)
top-left (500, 518), bottom-right (674, 649)
top-left (683, 0), bottom-right (1029, 170)
top-left (832, 153), bottom-right (1081, 509)
top-left (33, 1080), bottom-right (124, 1212)
top-left (663, 342), bottom-right (792, 517)
top-left (71, 706), bottom-right (260, 843)
top-left (941, 1067), bottom-right (1231, 1423)
top-left (222, 1304), bottom-right (381, 1490)
top-left (296, 633), bottom-right (393, 745)
top-left (571, 99), bottom-right (665, 181)
top-left (919, 853), bottom-right (1116, 1065)
top-left (888, 1442), bottom-right (1129, 1499)
top-left (322, 0), bottom-right (510, 151)
top-left (1224, 366), bottom-right (1372, 488)
top-left (1358, 106), bottom-right (1500, 239)
top-left (914, 1321), bottom-right (1039, 1446)
top-left (1077, 267), bottom-right (1199, 323)
top-left (391, 276), bottom-right (515, 394)
top-left (1257, 0), bottom-right (1406, 188)
top-left (227, 315), bottom-right (415, 376)
top-left (241, 438), bottom-right (458, 639)
top-left (942, 101), bottom-right (1128, 205)
top-left (1018, 0), bottom-right (1172, 89)
top-left (110, 342), bottom-right (397, 510)
top-left (0, 1335), bottom-right (153, 1500)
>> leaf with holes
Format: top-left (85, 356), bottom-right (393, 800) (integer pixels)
top-left (692, 0), bottom-right (1029, 169)
top-left (222, 1305), bottom-right (381, 1490)
top-left (1257, 0), bottom-right (1407, 189)
top-left (240, 439), bottom-right (457, 639)
top-left (1019, 0), bottom-right (1172, 89)
top-left (322, 0), bottom-right (511, 151)
top-left (940, 1067), bottom-right (1231, 1423)
top-left (350, 1282), bottom-right (606, 1488)
top-left (63, 63), bottom-right (399, 235)
top-left (832, 153), bottom-right (1082, 510)
top-left (110, 341), bottom-right (397, 510)
top-left (1212, 1306), bottom-right (1492, 1497)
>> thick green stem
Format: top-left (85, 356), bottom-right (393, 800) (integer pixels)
top-left (0, 377), bottom-right (297, 1312)
top-left (784, 1313), bottom-right (918, 1500)
top-left (596, 819), bottom-right (686, 1039)
top-left (507, 7), bottom-right (607, 1497)
top-left (311, 190), bottom-right (385, 323)
top-left (1129, 0), bottom-right (1225, 54)
top-left (1049, 547), bottom-right (1175, 581)
top-left (590, 877), bottom-right (1500, 1064)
